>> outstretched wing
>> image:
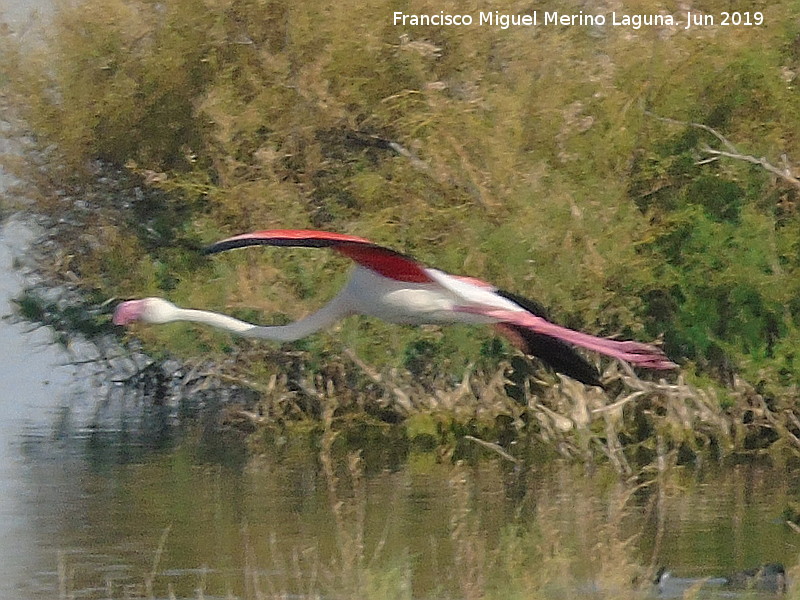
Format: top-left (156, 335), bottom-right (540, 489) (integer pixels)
top-left (204, 229), bottom-right (433, 283)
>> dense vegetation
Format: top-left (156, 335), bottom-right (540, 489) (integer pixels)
top-left (2, 0), bottom-right (800, 454)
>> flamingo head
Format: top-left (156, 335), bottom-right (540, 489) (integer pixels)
top-left (113, 298), bottom-right (179, 325)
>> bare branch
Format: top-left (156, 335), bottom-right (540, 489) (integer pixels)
top-left (387, 141), bottom-right (431, 173)
top-left (644, 110), bottom-right (740, 153)
top-left (645, 111), bottom-right (800, 191)
top-left (463, 435), bottom-right (520, 464)
top-left (700, 145), bottom-right (800, 190)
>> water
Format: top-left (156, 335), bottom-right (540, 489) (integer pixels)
top-left (0, 0), bottom-right (50, 31)
top-left (0, 5), bottom-right (90, 597)
top-left (0, 218), bottom-right (83, 599)
top-left (0, 233), bottom-right (793, 598)
top-left (9, 442), bottom-right (799, 599)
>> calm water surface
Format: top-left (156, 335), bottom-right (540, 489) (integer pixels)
top-left (10, 438), bottom-right (800, 599)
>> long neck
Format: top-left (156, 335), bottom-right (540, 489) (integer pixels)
top-left (171, 292), bottom-right (353, 342)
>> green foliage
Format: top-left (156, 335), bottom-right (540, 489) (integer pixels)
top-left (13, 289), bottom-right (115, 341)
top-left (3, 0), bottom-right (800, 400)
top-left (635, 115), bottom-right (800, 387)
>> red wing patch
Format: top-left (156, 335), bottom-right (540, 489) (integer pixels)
top-left (334, 243), bottom-right (432, 283)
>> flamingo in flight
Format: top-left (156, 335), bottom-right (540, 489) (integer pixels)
top-left (113, 229), bottom-right (676, 387)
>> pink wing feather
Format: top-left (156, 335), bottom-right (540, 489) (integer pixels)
top-left (455, 306), bottom-right (677, 370)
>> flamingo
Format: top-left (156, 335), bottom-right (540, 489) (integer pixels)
top-left (113, 229), bottom-right (677, 387)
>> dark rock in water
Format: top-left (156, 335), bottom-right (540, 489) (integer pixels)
top-left (723, 563), bottom-right (786, 594)
top-left (655, 563), bottom-right (787, 597)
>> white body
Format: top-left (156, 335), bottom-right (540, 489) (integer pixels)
top-left (344, 266), bottom-right (516, 325)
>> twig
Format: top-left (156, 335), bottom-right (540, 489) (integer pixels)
top-left (591, 391), bottom-right (647, 416)
top-left (342, 347), bottom-right (413, 412)
top-left (463, 435), bottom-right (520, 464)
top-left (344, 129), bottom-right (499, 209)
top-left (200, 371), bottom-right (271, 394)
top-left (145, 525), bottom-right (172, 598)
top-left (644, 111), bottom-right (740, 153)
top-left (343, 130), bottom-right (432, 174)
top-left (786, 520), bottom-right (800, 534)
top-left (645, 111), bottom-right (800, 190)
top-left (700, 145), bottom-right (800, 190)
top-left (60, 354), bottom-right (128, 366)
top-left (388, 141), bottom-right (432, 173)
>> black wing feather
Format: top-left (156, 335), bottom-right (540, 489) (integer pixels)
top-left (496, 290), bottom-right (604, 388)
top-left (203, 236), bottom-right (344, 254)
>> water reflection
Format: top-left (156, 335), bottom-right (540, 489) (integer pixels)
top-left (646, 464), bottom-right (794, 580)
top-left (12, 426), bottom-right (797, 600)
top-left (655, 563), bottom-right (788, 598)
top-left (0, 223), bottom-right (795, 599)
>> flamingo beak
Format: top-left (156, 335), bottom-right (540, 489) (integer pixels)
top-left (113, 300), bottom-right (145, 326)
